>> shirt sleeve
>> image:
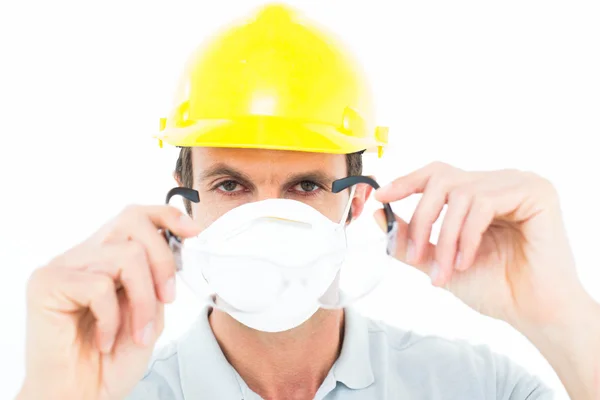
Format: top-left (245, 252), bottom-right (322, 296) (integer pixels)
top-left (487, 349), bottom-right (557, 400)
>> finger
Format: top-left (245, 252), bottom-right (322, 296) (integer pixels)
top-left (374, 208), bottom-right (410, 259)
top-left (113, 288), bottom-right (165, 352)
top-left (101, 241), bottom-right (158, 347)
top-left (118, 205), bottom-right (201, 237)
top-left (107, 205), bottom-right (199, 303)
top-left (96, 204), bottom-right (200, 243)
top-left (374, 209), bottom-right (436, 277)
top-left (129, 219), bottom-right (179, 304)
top-left (51, 242), bottom-right (160, 346)
top-left (434, 187), bottom-right (473, 285)
top-left (34, 268), bottom-right (121, 354)
top-left (408, 178), bottom-right (450, 264)
top-left (457, 195), bottom-right (496, 272)
top-left (374, 161), bottom-right (454, 203)
top-left (143, 204), bottom-right (201, 238)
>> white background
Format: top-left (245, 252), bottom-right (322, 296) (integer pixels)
top-left (1, 1), bottom-right (599, 398)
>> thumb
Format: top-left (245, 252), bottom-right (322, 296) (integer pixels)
top-left (373, 209), bottom-right (436, 278)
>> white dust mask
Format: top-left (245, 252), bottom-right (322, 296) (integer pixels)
top-left (179, 190), bottom-right (354, 332)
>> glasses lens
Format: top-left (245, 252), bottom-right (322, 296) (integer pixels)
top-left (317, 214), bottom-right (395, 309)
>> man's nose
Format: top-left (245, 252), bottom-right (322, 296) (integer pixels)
top-left (255, 185), bottom-right (285, 202)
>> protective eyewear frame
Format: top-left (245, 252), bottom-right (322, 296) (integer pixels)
top-left (163, 176), bottom-right (398, 271)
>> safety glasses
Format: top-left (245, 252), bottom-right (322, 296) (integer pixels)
top-left (331, 176), bottom-right (398, 257)
top-left (163, 176), bottom-right (398, 272)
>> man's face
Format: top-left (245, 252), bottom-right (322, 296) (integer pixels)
top-left (184, 147), bottom-right (370, 230)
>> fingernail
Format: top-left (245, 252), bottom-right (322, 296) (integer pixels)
top-left (140, 322), bottom-right (154, 346)
top-left (101, 337), bottom-right (114, 354)
top-left (406, 240), bottom-right (415, 262)
top-left (454, 252), bottom-right (463, 270)
top-left (430, 261), bottom-right (440, 284)
top-left (373, 211), bottom-right (386, 232)
top-left (163, 277), bottom-right (176, 303)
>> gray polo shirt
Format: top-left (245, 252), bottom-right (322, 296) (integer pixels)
top-left (127, 307), bottom-right (554, 399)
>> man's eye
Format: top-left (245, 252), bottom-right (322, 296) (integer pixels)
top-left (218, 180), bottom-right (242, 192)
top-left (296, 181), bottom-right (319, 192)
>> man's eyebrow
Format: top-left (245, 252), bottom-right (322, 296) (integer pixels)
top-left (198, 164), bottom-right (255, 188)
top-left (198, 165), bottom-right (338, 190)
top-left (284, 171), bottom-right (339, 189)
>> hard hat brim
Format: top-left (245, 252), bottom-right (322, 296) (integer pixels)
top-left (157, 116), bottom-right (386, 155)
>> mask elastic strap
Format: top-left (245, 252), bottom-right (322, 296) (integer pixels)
top-left (338, 185), bottom-right (357, 225)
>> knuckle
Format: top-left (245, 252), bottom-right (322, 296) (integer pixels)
top-left (521, 171), bottom-right (559, 201)
top-left (534, 175), bottom-right (558, 196)
top-left (101, 206), bottom-right (144, 243)
top-left (429, 161), bottom-right (461, 177)
top-left (28, 265), bottom-right (47, 284)
top-left (46, 242), bottom-right (87, 268)
top-left (97, 222), bottom-right (122, 244)
top-left (426, 173), bottom-right (446, 192)
top-left (116, 204), bottom-right (146, 227)
top-left (427, 169), bottom-right (458, 193)
top-left (98, 216), bottom-right (132, 245)
top-left (521, 170), bottom-right (545, 184)
top-left (471, 194), bottom-right (493, 215)
top-left (449, 186), bottom-right (474, 204)
top-left (428, 161), bottom-right (450, 172)
top-left (92, 276), bottom-right (115, 299)
top-left (122, 204), bottom-right (143, 217)
top-left (26, 267), bottom-right (52, 299)
top-left (119, 267), bottom-right (138, 287)
top-left (125, 241), bottom-right (148, 264)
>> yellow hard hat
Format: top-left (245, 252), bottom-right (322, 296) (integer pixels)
top-left (156, 3), bottom-right (389, 157)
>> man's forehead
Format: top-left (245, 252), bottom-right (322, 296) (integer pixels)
top-left (190, 147), bottom-right (347, 176)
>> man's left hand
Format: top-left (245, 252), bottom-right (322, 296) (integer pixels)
top-left (374, 161), bottom-right (591, 328)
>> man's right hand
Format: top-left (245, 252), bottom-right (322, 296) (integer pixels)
top-left (17, 205), bottom-right (201, 400)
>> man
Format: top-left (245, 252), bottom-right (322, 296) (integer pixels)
top-left (17, 3), bottom-right (599, 400)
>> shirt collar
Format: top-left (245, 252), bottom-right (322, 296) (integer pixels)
top-left (332, 307), bottom-right (375, 390)
top-left (177, 307), bottom-right (244, 399)
top-left (177, 307), bottom-right (374, 398)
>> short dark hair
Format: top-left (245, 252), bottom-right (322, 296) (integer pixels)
top-left (174, 148), bottom-right (363, 215)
